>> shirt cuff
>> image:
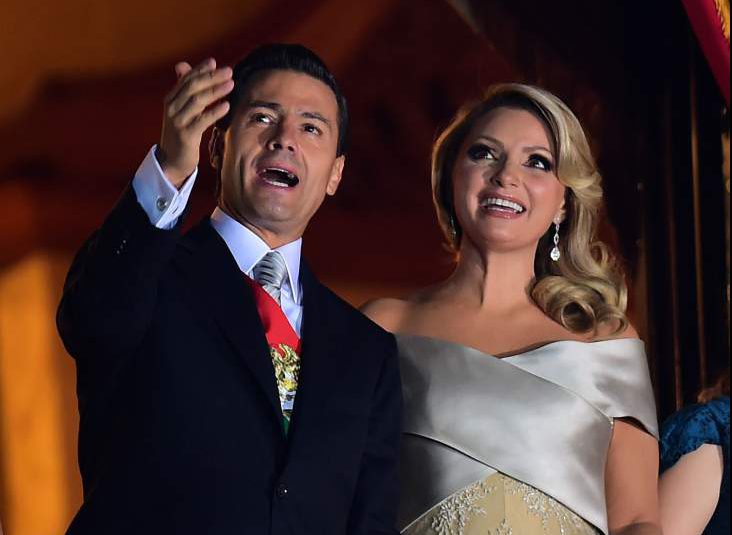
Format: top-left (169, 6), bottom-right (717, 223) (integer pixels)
top-left (131, 145), bottom-right (197, 230)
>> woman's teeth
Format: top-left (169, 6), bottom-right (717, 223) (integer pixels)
top-left (481, 197), bottom-right (525, 214)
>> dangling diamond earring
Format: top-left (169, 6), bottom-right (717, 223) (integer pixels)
top-left (550, 221), bottom-right (561, 262)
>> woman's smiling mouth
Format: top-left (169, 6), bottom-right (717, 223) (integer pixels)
top-left (479, 193), bottom-right (527, 218)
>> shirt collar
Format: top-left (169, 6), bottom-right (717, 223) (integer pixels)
top-left (209, 207), bottom-right (302, 303)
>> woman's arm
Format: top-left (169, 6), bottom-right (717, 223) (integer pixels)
top-left (658, 443), bottom-right (723, 535)
top-left (605, 419), bottom-right (663, 535)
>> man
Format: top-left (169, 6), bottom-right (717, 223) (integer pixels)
top-left (57, 44), bottom-right (401, 535)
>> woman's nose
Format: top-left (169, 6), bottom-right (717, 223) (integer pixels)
top-left (489, 161), bottom-right (521, 188)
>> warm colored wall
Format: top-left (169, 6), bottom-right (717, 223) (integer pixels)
top-left (0, 254), bottom-right (79, 535)
top-left (0, 0), bottom-right (269, 123)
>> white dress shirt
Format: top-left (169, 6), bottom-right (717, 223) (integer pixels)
top-left (132, 145), bottom-right (304, 336)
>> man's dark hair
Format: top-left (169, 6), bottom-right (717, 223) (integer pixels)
top-left (217, 43), bottom-right (349, 156)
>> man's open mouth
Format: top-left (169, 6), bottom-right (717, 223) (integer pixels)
top-left (259, 168), bottom-right (300, 188)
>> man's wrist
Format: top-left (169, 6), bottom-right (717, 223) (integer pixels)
top-left (155, 146), bottom-right (191, 189)
top-left (133, 145), bottom-right (197, 229)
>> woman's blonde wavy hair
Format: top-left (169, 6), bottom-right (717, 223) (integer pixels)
top-left (432, 83), bottom-right (628, 335)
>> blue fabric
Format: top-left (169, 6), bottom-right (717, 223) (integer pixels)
top-left (660, 396), bottom-right (730, 535)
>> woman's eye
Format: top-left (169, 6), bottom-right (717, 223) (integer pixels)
top-left (527, 155), bottom-right (553, 172)
top-left (303, 123), bottom-right (322, 135)
top-left (468, 144), bottom-right (497, 161)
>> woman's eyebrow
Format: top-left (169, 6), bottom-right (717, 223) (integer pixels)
top-left (474, 135), bottom-right (504, 148)
top-left (523, 145), bottom-right (553, 154)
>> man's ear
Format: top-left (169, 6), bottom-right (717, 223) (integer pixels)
top-left (209, 127), bottom-right (224, 169)
top-left (326, 155), bottom-right (346, 196)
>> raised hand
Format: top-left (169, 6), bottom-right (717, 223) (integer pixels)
top-left (157, 58), bottom-right (234, 188)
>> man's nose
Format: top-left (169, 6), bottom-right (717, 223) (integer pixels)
top-left (266, 120), bottom-right (297, 153)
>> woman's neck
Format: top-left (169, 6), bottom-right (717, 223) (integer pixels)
top-left (447, 239), bottom-right (537, 312)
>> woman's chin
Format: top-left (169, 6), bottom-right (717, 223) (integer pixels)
top-left (462, 231), bottom-right (536, 255)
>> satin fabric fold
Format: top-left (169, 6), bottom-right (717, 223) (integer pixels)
top-left (397, 335), bottom-right (658, 534)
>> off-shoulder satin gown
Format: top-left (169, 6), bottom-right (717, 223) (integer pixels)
top-left (397, 335), bottom-right (659, 535)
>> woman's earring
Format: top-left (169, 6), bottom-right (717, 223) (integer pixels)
top-left (449, 215), bottom-right (458, 242)
top-left (550, 221), bottom-right (561, 262)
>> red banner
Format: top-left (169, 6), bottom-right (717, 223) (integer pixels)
top-left (682, 0), bottom-right (731, 105)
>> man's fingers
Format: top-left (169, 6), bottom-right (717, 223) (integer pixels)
top-left (185, 58), bottom-right (217, 82)
top-left (174, 79), bottom-right (235, 128)
top-left (166, 66), bottom-right (233, 115)
top-left (190, 101), bottom-right (231, 134)
top-left (184, 66), bottom-right (233, 103)
top-left (165, 58), bottom-right (219, 105)
top-left (175, 62), bottom-right (192, 80)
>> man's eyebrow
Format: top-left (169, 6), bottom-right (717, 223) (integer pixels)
top-left (245, 102), bottom-right (332, 130)
top-left (301, 111), bottom-right (332, 130)
top-left (247, 100), bottom-right (282, 112)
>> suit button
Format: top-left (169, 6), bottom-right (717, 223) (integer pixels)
top-left (276, 483), bottom-right (289, 499)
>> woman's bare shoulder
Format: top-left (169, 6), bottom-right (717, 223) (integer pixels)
top-left (360, 297), bottom-right (411, 333)
top-left (594, 321), bottom-right (640, 342)
top-left (360, 286), bottom-right (443, 333)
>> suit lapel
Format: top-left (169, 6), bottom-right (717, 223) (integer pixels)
top-left (286, 262), bottom-right (339, 444)
top-left (176, 220), bottom-right (282, 425)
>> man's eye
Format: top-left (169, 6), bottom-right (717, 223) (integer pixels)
top-left (527, 155), bottom-right (553, 172)
top-left (303, 123), bottom-right (322, 135)
top-left (251, 113), bottom-right (273, 125)
top-left (467, 144), bottom-right (497, 161)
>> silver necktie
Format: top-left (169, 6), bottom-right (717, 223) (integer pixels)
top-left (253, 251), bottom-right (288, 305)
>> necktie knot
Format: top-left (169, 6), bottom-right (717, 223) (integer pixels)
top-left (253, 251), bottom-right (288, 305)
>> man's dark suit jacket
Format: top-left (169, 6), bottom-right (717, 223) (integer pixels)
top-left (57, 187), bottom-right (402, 535)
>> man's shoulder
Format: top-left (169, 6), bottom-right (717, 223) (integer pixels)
top-left (173, 217), bottom-right (234, 270)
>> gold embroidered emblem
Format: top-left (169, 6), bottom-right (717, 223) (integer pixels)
top-left (270, 343), bottom-right (300, 420)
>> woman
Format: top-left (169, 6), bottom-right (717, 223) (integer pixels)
top-left (659, 371), bottom-right (730, 534)
top-left (363, 84), bottom-right (661, 534)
